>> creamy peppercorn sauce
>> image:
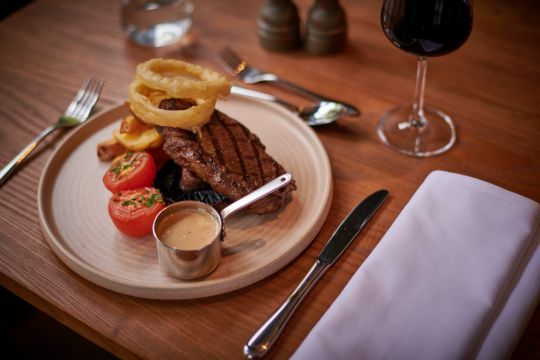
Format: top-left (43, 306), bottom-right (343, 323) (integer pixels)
top-left (156, 208), bottom-right (219, 250)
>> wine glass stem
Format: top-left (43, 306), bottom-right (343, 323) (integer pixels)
top-left (412, 56), bottom-right (428, 127)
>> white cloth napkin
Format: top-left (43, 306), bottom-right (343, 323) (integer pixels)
top-left (292, 171), bottom-right (540, 360)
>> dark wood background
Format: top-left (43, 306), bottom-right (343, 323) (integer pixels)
top-left (1, 0), bottom-right (539, 358)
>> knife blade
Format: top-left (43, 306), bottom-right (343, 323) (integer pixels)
top-left (319, 189), bottom-right (389, 265)
top-left (244, 189), bottom-right (389, 358)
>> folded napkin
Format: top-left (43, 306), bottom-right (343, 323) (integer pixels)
top-left (292, 171), bottom-right (540, 360)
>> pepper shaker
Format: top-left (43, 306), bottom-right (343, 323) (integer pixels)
top-left (305, 0), bottom-right (348, 54)
top-left (258, 0), bottom-right (302, 52)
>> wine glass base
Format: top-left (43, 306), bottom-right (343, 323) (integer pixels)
top-left (377, 105), bottom-right (456, 157)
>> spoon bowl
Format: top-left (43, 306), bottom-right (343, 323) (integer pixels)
top-left (231, 86), bottom-right (354, 126)
top-left (299, 101), bottom-right (350, 126)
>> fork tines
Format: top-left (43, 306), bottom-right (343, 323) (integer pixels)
top-left (66, 76), bottom-right (104, 121)
top-left (219, 47), bottom-right (246, 75)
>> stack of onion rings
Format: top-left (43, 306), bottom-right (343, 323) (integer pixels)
top-left (127, 59), bottom-right (231, 130)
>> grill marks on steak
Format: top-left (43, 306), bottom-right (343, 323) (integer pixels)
top-left (160, 108), bottom-right (295, 214)
top-left (201, 113), bottom-right (266, 189)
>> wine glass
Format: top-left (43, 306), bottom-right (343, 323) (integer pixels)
top-left (379, 0), bottom-right (473, 157)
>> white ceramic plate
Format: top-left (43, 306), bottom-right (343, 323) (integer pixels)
top-left (38, 95), bottom-right (333, 299)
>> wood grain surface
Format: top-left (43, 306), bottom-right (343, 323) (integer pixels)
top-left (1, 0), bottom-right (539, 358)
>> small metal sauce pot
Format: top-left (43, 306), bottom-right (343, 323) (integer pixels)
top-left (153, 173), bottom-right (292, 280)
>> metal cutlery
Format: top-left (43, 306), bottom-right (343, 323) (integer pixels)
top-left (231, 85), bottom-right (347, 126)
top-left (219, 47), bottom-right (360, 116)
top-left (244, 189), bottom-right (389, 358)
top-left (0, 77), bottom-right (104, 187)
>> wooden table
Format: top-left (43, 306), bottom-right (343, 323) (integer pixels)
top-left (1, 0), bottom-right (539, 358)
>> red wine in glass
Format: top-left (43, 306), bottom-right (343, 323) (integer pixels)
top-left (378, 0), bottom-right (473, 157)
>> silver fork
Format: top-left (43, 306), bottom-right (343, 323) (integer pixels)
top-left (219, 47), bottom-right (360, 116)
top-left (0, 77), bottom-right (104, 187)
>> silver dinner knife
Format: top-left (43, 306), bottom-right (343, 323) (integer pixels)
top-left (244, 189), bottom-right (389, 358)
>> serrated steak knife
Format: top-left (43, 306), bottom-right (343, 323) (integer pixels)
top-left (244, 189), bottom-right (389, 358)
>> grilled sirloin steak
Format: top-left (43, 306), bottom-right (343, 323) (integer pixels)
top-left (159, 104), bottom-right (296, 214)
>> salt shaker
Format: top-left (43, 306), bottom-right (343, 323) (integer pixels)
top-left (258, 0), bottom-right (302, 52)
top-left (305, 0), bottom-right (348, 54)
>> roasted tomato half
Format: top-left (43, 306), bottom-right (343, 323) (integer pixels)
top-left (108, 187), bottom-right (165, 238)
top-left (103, 151), bottom-right (157, 193)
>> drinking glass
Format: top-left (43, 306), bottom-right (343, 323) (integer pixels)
top-left (121, 0), bottom-right (194, 47)
top-left (379, 0), bottom-right (473, 157)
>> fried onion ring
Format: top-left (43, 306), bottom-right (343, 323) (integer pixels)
top-left (128, 80), bottom-right (216, 130)
top-left (136, 58), bottom-right (231, 100)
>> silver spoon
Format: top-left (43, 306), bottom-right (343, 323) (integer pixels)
top-left (231, 85), bottom-right (354, 126)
